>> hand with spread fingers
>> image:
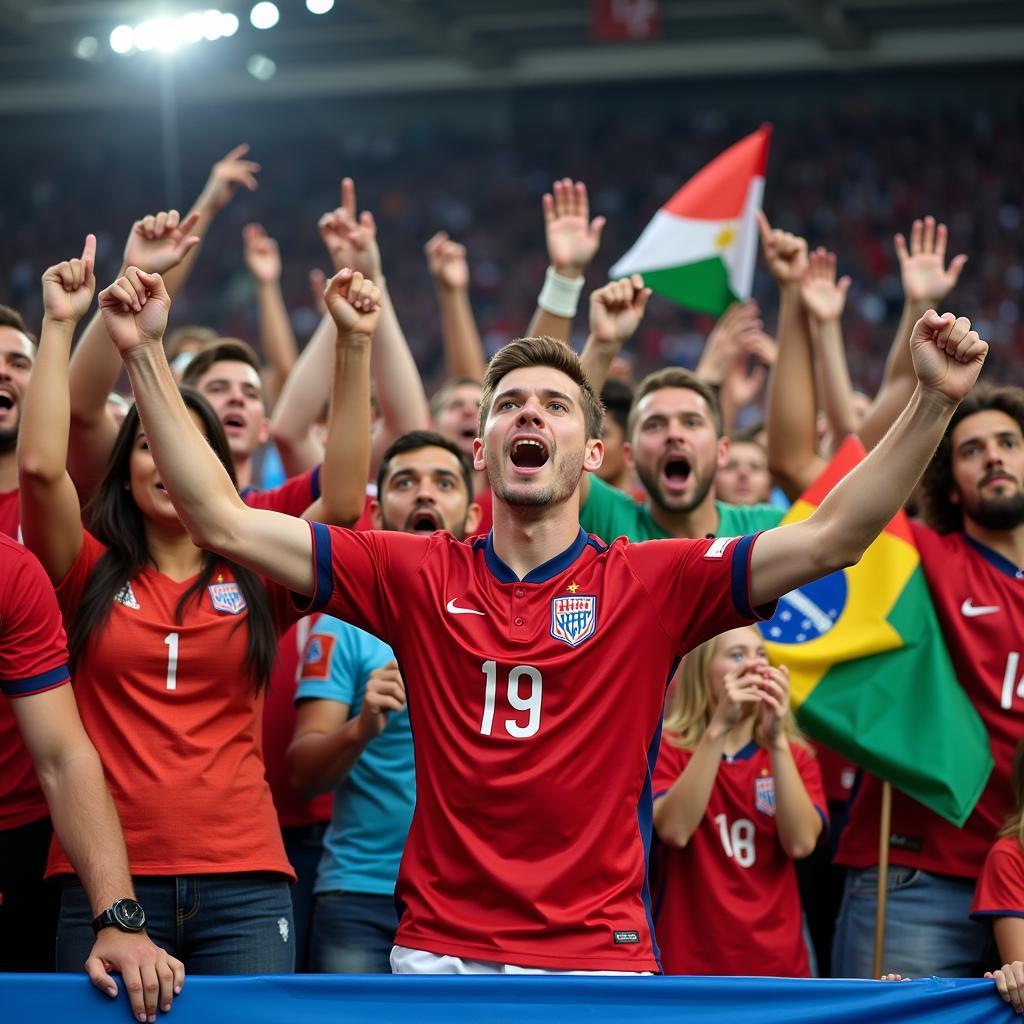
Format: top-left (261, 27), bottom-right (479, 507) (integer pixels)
top-left (909, 310), bottom-right (988, 405)
top-left (122, 210), bottom-right (201, 277)
top-left (196, 143), bottom-right (261, 213)
top-left (98, 268), bottom-right (172, 358)
top-left (42, 234), bottom-right (97, 325)
top-left (323, 268), bottom-right (383, 339)
top-left (800, 247), bottom-right (851, 324)
top-left (895, 215), bottom-right (968, 308)
top-left (543, 178), bottom-right (606, 280)
top-left (86, 927), bottom-right (185, 1024)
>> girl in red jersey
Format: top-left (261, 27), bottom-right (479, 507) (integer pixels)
top-left (972, 740), bottom-right (1024, 1014)
top-left (652, 625), bottom-right (826, 976)
top-left (18, 242), bottom-right (308, 974)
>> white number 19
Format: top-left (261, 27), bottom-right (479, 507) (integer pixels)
top-left (480, 660), bottom-right (543, 738)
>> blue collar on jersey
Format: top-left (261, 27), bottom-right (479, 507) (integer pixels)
top-left (722, 741), bottom-right (759, 763)
top-left (474, 527), bottom-right (604, 584)
top-left (964, 535), bottom-right (1024, 580)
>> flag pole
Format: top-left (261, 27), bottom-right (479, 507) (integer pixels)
top-left (872, 781), bottom-right (893, 978)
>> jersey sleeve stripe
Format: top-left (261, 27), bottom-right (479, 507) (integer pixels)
top-left (970, 909), bottom-right (1024, 920)
top-left (729, 532), bottom-right (777, 622)
top-left (292, 521), bottom-right (334, 615)
top-left (0, 663), bottom-right (71, 698)
top-left (310, 464), bottom-right (322, 502)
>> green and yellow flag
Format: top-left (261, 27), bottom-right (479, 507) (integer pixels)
top-left (760, 437), bottom-right (992, 826)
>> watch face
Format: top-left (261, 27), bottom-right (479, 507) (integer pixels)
top-left (113, 899), bottom-right (146, 931)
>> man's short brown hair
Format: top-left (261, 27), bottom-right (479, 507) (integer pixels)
top-left (479, 337), bottom-right (604, 439)
top-left (920, 383), bottom-right (1024, 534)
top-left (0, 305), bottom-right (36, 345)
top-left (627, 367), bottom-right (723, 439)
top-left (181, 338), bottom-right (264, 398)
top-left (166, 325), bottom-right (218, 362)
top-left (430, 376), bottom-right (482, 421)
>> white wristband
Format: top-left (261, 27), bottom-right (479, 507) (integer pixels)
top-left (537, 266), bottom-right (584, 319)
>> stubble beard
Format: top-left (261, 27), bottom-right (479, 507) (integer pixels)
top-left (636, 460), bottom-right (715, 516)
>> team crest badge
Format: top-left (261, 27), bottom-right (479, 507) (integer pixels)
top-left (300, 634), bottom-right (335, 679)
top-left (550, 595), bottom-right (597, 648)
top-left (113, 582), bottom-right (140, 610)
top-left (755, 774), bottom-right (776, 816)
top-left (208, 582), bottom-right (247, 615)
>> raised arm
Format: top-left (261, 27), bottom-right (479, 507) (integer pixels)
top-left (800, 247), bottom-right (857, 454)
top-left (760, 213), bottom-right (821, 500)
top-left (859, 216), bottom-right (968, 450)
top-left (242, 222), bottom-right (298, 408)
top-left (18, 237), bottom-right (96, 583)
top-left (579, 275), bottom-right (651, 392)
top-left (424, 231), bottom-right (485, 382)
top-left (67, 210), bottom-right (201, 496)
top-left (527, 179), bottom-right (605, 343)
top-left (718, 330), bottom-right (776, 437)
top-left (750, 310), bottom-right (987, 607)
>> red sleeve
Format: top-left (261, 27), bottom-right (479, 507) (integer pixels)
top-left (243, 466), bottom-right (321, 517)
top-left (624, 533), bottom-right (777, 656)
top-left (0, 544), bottom-right (71, 698)
top-left (793, 741), bottom-right (830, 830)
top-left (652, 734), bottom-right (692, 799)
top-left (972, 839), bottom-right (1024, 918)
top-left (294, 522), bottom-right (431, 643)
top-left (53, 528), bottom-right (106, 624)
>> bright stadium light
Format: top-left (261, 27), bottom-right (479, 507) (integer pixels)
top-left (74, 36), bottom-right (99, 60)
top-left (306, 0), bottom-right (335, 13)
top-left (250, 3), bottom-right (280, 30)
top-left (110, 24), bottom-right (135, 54)
top-left (153, 17), bottom-right (185, 52)
top-left (246, 53), bottom-right (276, 79)
top-left (181, 11), bottom-right (206, 44)
top-left (203, 8), bottom-right (225, 40)
top-left (220, 11), bottom-right (240, 36)
top-left (133, 19), bottom-right (159, 51)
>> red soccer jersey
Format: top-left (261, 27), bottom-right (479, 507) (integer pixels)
top-left (299, 522), bottom-right (771, 971)
top-left (0, 503), bottom-right (51, 831)
top-left (46, 528), bottom-right (298, 879)
top-left (242, 465), bottom-right (321, 517)
top-left (971, 836), bottom-right (1024, 921)
top-left (651, 737), bottom-right (826, 976)
top-left (838, 525), bottom-right (1024, 877)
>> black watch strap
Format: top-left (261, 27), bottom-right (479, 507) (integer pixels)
top-left (91, 898), bottom-right (146, 934)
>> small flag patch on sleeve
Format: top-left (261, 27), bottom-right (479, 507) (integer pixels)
top-left (705, 536), bottom-right (735, 560)
top-left (300, 634), bottom-right (336, 680)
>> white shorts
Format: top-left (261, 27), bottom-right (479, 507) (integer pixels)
top-left (390, 945), bottom-right (652, 976)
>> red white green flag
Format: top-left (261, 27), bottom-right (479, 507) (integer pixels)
top-left (610, 124), bottom-right (771, 315)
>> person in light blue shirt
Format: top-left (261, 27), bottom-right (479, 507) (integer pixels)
top-left (288, 430), bottom-right (481, 972)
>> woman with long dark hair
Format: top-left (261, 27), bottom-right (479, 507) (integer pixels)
top-left (19, 240), bottom-right (303, 974)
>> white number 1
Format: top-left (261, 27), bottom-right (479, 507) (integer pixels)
top-left (479, 660), bottom-right (543, 738)
top-left (164, 632), bottom-right (179, 691)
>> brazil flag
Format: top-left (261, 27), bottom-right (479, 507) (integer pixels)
top-left (760, 437), bottom-right (992, 826)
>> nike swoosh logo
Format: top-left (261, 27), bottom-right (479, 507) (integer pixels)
top-left (446, 598), bottom-right (485, 616)
top-left (961, 598), bottom-right (1000, 618)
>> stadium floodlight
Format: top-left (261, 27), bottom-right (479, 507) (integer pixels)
top-left (246, 53), bottom-right (276, 79)
top-left (74, 36), bottom-right (99, 60)
top-left (181, 11), bottom-right (206, 44)
top-left (110, 24), bottom-right (135, 54)
top-left (250, 3), bottom-right (280, 30)
top-left (306, 0), bottom-right (335, 13)
top-left (133, 19), bottom-right (159, 51)
top-left (220, 11), bottom-right (240, 37)
top-left (203, 8), bottom-right (225, 40)
top-left (153, 17), bottom-right (185, 52)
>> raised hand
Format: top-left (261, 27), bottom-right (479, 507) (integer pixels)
top-left (757, 211), bottom-right (808, 287)
top-left (800, 247), bottom-right (851, 323)
top-left (85, 928), bottom-right (184, 1023)
top-left (909, 310), bottom-right (988, 405)
top-left (424, 231), bottom-right (470, 291)
top-left (356, 660), bottom-right (406, 739)
top-left (41, 234), bottom-right (97, 325)
top-left (323, 268), bottom-right (382, 338)
top-left (318, 177), bottom-right (381, 280)
top-left (196, 143), bottom-right (261, 212)
top-left (755, 665), bottom-right (791, 747)
top-left (98, 268), bottom-right (172, 357)
top-left (588, 275), bottom-right (651, 349)
top-left (895, 216), bottom-right (967, 307)
top-left (697, 300), bottom-right (765, 383)
top-left (242, 223), bottom-right (281, 284)
top-left (543, 179), bottom-right (606, 279)
top-left (309, 269), bottom-right (328, 317)
top-left (710, 664), bottom-right (765, 733)
top-left (122, 210), bottom-right (201, 275)
top-left (721, 332), bottom-right (776, 412)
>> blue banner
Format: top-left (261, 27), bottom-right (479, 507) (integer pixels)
top-left (0, 974), bottom-right (1014, 1023)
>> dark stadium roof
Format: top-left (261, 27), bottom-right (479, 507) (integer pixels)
top-left (1, 0), bottom-right (1023, 114)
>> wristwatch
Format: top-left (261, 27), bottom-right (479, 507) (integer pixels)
top-left (91, 898), bottom-right (147, 934)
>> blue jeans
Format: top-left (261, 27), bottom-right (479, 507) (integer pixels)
top-left (57, 874), bottom-right (295, 974)
top-left (282, 823), bottom-right (327, 972)
top-left (832, 866), bottom-right (991, 978)
top-left (309, 891), bottom-right (397, 974)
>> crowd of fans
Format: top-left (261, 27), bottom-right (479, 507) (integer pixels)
top-left (1, 70), bottom-right (1024, 1018)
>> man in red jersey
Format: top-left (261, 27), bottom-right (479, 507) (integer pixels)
top-left (105, 258), bottom-right (987, 974)
top-left (0, 534), bottom-right (183, 1020)
top-left (833, 383), bottom-right (1024, 978)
